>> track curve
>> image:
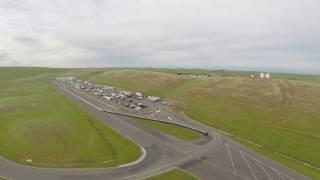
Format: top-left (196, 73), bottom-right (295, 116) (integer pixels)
top-left (0, 81), bottom-right (309, 180)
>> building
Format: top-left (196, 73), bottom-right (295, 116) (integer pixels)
top-left (265, 73), bottom-right (271, 79)
top-left (260, 72), bottom-right (271, 79)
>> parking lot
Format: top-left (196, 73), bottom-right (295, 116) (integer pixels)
top-left (57, 77), bottom-right (190, 125)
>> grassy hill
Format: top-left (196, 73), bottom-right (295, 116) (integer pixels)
top-left (1, 67), bottom-right (319, 177)
top-left (73, 68), bottom-right (320, 178)
top-left (0, 67), bottom-right (140, 168)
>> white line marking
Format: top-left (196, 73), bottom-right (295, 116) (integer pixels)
top-left (256, 160), bottom-right (273, 180)
top-left (73, 88), bottom-right (120, 110)
top-left (240, 150), bottom-right (258, 180)
top-left (139, 167), bottom-right (177, 180)
top-left (207, 143), bottom-right (227, 154)
top-left (230, 141), bottom-right (310, 180)
top-left (123, 156), bottom-right (193, 179)
top-left (226, 144), bottom-right (237, 175)
top-left (272, 167), bottom-right (285, 180)
top-left (119, 147), bottom-right (147, 168)
top-left (199, 157), bottom-right (251, 180)
top-left (240, 149), bottom-right (295, 180)
top-left (281, 172), bottom-right (295, 180)
top-left (57, 84), bottom-right (103, 111)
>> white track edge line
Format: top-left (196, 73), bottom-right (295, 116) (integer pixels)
top-left (119, 147), bottom-right (147, 168)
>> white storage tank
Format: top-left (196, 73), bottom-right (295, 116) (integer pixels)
top-left (265, 73), bottom-right (271, 79)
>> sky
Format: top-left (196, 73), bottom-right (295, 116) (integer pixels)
top-left (0, 0), bottom-right (319, 74)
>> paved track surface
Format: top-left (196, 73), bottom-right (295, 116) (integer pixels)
top-left (0, 81), bottom-right (309, 180)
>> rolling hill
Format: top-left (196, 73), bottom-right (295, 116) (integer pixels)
top-left (72, 68), bottom-right (320, 178)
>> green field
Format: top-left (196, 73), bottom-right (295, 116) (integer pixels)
top-left (1, 67), bottom-right (320, 178)
top-left (73, 68), bottom-right (320, 179)
top-left (144, 168), bottom-right (198, 180)
top-left (72, 67), bottom-right (320, 84)
top-left (0, 67), bottom-right (140, 168)
top-left (132, 118), bottom-right (201, 141)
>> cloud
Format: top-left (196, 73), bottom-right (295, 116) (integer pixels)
top-left (14, 37), bottom-right (38, 44)
top-left (0, 0), bottom-right (319, 74)
top-left (0, 52), bottom-right (13, 66)
top-left (0, 52), bottom-right (9, 59)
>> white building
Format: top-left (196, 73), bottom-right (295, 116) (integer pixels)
top-left (265, 73), bottom-right (271, 79)
top-left (260, 72), bottom-right (271, 79)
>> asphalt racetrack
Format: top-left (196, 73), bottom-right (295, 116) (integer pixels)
top-left (0, 81), bottom-right (309, 180)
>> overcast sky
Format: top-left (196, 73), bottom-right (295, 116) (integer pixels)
top-left (0, 0), bottom-right (319, 74)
